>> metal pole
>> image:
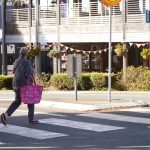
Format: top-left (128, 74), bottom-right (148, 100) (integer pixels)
top-left (73, 53), bottom-right (77, 101)
top-left (29, 0), bottom-right (32, 44)
top-left (1, 0), bottom-right (7, 75)
top-left (35, 0), bottom-right (41, 75)
top-left (122, 0), bottom-right (127, 82)
top-left (74, 77), bottom-right (77, 101)
top-left (57, 0), bottom-right (61, 73)
top-left (108, 6), bottom-right (112, 102)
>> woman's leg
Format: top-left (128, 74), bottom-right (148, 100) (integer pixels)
top-left (27, 104), bottom-right (34, 122)
top-left (6, 89), bottom-right (21, 116)
top-left (1, 89), bottom-right (21, 125)
top-left (27, 104), bottom-right (39, 124)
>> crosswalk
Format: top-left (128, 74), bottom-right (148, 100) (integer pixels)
top-left (0, 142), bottom-right (5, 145)
top-left (0, 108), bottom-right (150, 141)
top-left (0, 124), bottom-right (67, 140)
top-left (40, 118), bottom-right (124, 132)
top-left (79, 112), bottom-right (150, 124)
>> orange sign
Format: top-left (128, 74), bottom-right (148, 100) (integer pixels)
top-left (101, 0), bottom-right (122, 6)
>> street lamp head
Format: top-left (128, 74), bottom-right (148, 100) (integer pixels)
top-left (100, 0), bottom-right (122, 6)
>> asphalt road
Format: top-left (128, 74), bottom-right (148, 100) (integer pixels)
top-left (0, 103), bottom-right (150, 150)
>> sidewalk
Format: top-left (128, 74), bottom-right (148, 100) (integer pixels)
top-left (0, 90), bottom-right (149, 111)
top-left (40, 92), bottom-right (149, 111)
top-left (0, 91), bottom-right (150, 111)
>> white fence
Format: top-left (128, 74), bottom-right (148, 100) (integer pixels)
top-left (6, 1), bottom-right (147, 25)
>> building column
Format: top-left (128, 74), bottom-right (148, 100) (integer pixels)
top-left (1, 0), bottom-right (7, 75)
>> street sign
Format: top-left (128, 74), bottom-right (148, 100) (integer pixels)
top-left (67, 54), bottom-right (82, 78)
top-left (146, 10), bottom-right (150, 23)
top-left (101, 0), bottom-right (122, 6)
top-left (67, 54), bottom-right (82, 101)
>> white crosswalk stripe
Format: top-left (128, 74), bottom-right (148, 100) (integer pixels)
top-left (0, 142), bottom-right (5, 145)
top-left (0, 124), bottom-right (67, 139)
top-left (40, 118), bottom-right (125, 132)
top-left (79, 112), bottom-right (150, 124)
top-left (120, 108), bottom-right (150, 114)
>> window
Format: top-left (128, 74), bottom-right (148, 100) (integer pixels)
top-left (82, 54), bottom-right (89, 70)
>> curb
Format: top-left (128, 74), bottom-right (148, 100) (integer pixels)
top-left (38, 100), bottom-right (148, 112)
top-left (0, 98), bottom-right (149, 112)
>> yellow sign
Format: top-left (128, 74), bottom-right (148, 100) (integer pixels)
top-left (101, 0), bottom-right (122, 6)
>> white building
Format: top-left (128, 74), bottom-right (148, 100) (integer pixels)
top-left (1, 0), bottom-right (150, 74)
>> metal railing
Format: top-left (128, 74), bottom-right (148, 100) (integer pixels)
top-left (6, 1), bottom-right (147, 31)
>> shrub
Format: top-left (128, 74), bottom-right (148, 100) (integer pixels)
top-left (50, 73), bottom-right (117, 91)
top-left (0, 75), bottom-right (13, 90)
top-left (90, 73), bottom-right (107, 90)
top-left (144, 70), bottom-right (150, 78)
top-left (116, 66), bottom-right (150, 91)
top-left (78, 73), bottom-right (93, 90)
top-left (50, 73), bottom-right (74, 90)
top-left (37, 73), bottom-right (51, 87)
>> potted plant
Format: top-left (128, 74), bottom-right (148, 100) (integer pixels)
top-left (27, 47), bottom-right (40, 60)
top-left (48, 50), bottom-right (60, 58)
top-left (114, 43), bottom-right (128, 57)
top-left (140, 48), bottom-right (150, 60)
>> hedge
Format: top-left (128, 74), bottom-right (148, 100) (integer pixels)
top-left (117, 66), bottom-right (150, 91)
top-left (1, 66), bottom-right (150, 91)
top-left (49, 73), bottom-right (114, 90)
top-left (0, 75), bottom-right (13, 90)
top-left (77, 73), bottom-right (93, 90)
top-left (50, 73), bottom-right (74, 90)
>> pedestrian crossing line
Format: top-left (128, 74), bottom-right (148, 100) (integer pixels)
top-left (0, 124), bottom-right (68, 140)
top-left (79, 112), bottom-right (150, 124)
top-left (120, 108), bottom-right (150, 114)
top-left (0, 146), bottom-right (53, 149)
top-left (0, 142), bottom-right (5, 145)
top-left (40, 118), bottom-right (125, 132)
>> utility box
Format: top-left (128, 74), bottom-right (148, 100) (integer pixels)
top-left (146, 10), bottom-right (150, 23)
top-left (67, 54), bottom-right (82, 77)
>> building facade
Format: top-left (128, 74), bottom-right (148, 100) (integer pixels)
top-left (0, 0), bottom-right (150, 74)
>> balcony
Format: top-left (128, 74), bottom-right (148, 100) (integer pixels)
top-left (5, 1), bottom-right (149, 43)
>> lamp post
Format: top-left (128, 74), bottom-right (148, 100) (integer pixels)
top-left (57, 0), bottom-right (61, 73)
top-left (108, 6), bottom-right (112, 102)
top-left (122, 0), bottom-right (127, 83)
top-left (35, 0), bottom-right (41, 75)
top-left (100, 0), bottom-right (122, 102)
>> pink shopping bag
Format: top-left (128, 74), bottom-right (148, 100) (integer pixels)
top-left (20, 79), bottom-right (43, 104)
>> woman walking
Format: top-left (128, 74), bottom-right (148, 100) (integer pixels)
top-left (0, 47), bottom-right (39, 125)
